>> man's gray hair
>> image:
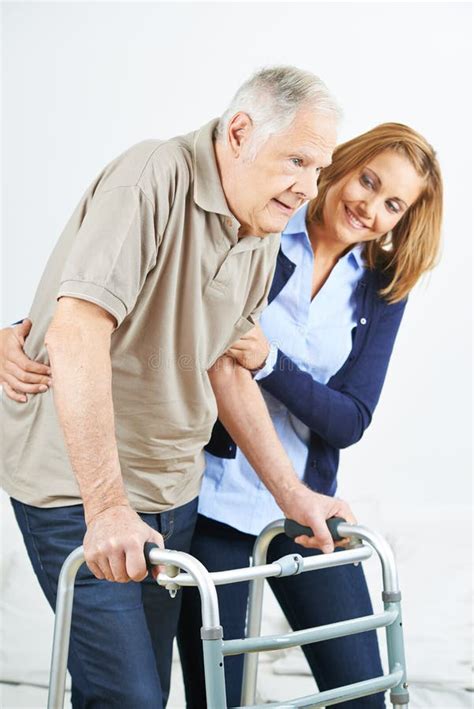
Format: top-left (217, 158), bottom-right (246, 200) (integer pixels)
top-left (216, 66), bottom-right (341, 156)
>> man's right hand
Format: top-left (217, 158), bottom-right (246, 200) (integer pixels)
top-left (84, 504), bottom-right (165, 582)
top-left (0, 319), bottom-right (51, 402)
top-left (277, 483), bottom-right (357, 553)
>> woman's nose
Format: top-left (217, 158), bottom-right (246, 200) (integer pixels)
top-left (358, 198), bottom-right (376, 221)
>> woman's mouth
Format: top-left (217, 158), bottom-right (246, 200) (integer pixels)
top-left (344, 205), bottom-right (367, 230)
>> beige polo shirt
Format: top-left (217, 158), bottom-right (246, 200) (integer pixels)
top-left (1, 120), bottom-right (280, 512)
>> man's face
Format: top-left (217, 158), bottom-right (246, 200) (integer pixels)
top-left (230, 109), bottom-right (337, 237)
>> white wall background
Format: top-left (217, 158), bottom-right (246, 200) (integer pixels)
top-left (1, 2), bottom-right (472, 707)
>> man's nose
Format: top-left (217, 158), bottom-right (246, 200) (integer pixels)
top-left (293, 167), bottom-right (319, 201)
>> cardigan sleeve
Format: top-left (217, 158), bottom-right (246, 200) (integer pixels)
top-left (259, 297), bottom-right (407, 449)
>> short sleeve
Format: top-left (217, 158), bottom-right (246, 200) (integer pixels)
top-left (58, 185), bottom-right (157, 327)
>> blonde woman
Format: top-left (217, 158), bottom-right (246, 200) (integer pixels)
top-left (177, 123), bottom-right (443, 708)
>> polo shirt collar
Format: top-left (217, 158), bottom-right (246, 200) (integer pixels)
top-left (193, 118), bottom-right (236, 222)
top-left (193, 119), bottom-right (280, 249)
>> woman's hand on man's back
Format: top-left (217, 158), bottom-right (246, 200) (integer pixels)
top-left (0, 319), bottom-right (51, 402)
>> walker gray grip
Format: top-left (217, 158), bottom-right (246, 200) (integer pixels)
top-left (284, 517), bottom-right (346, 542)
top-left (144, 542), bottom-right (159, 573)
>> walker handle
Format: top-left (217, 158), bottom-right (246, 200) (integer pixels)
top-left (284, 516), bottom-right (346, 542)
top-left (144, 542), bottom-right (160, 572)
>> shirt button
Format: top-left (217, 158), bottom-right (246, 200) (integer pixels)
top-left (360, 317), bottom-right (367, 325)
top-left (226, 218), bottom-right (233, 228)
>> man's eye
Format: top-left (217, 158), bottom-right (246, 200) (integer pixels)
top-left (291, 158), bottom-right (303, 167)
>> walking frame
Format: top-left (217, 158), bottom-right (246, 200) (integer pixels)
top-left (47, 517), bottom-right (409, 708)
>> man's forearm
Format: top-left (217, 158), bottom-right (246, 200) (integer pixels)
top-left (208, 356), bottom-right (301, 509)
top-left (45, 301), bottom-right (128, 523)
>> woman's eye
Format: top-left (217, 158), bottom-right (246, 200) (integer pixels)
top-left (291, 157), bottom-right (303, 167)
top-left (387, 201), bottom-right (401, 214)
top-left (360, 174), bottom-right (373, 188)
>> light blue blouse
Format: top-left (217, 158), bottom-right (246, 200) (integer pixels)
top-left (198, 204), bottom-right (365, 535)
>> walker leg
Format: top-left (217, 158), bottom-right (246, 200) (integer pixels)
top-left (241, 521), bottom-right (284, 706)
top-left (201, 631), bottom-right (227, 709)
top-left (384, 595), bottom-right (409, 706)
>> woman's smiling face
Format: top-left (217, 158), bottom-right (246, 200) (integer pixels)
top-left (322, 149), bottom-right (425, 248)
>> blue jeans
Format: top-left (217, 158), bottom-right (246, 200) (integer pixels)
top-left (11, 496), bottom-right (198, 708)
top-left (177, 514), bottom-right (385, 708)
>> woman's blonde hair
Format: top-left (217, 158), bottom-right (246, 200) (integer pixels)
top-left (306, 123), bottom-right (443, 303)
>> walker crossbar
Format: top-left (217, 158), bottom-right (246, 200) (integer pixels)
top-left (237, 666), bottom-right (405, 708)
top-left (223, 608), bottom-right (398, 656)
top-left (47, 518), bottom-right (410, 709)
top-left (156, 544), bottom-right (372, 588)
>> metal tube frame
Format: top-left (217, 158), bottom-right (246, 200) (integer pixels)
top-left (47, 547), bottom-right (227, 709)
top-left (240, 520), bottom-right (409, 708)
top-left (47, 521), bottom-right (409, 709)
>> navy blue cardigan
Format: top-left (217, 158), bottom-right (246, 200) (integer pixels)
top-left (205, 247), bottom-right (407, 496)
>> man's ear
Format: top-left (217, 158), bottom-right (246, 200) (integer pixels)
top-left (227, 112), bottom-right (254, 158)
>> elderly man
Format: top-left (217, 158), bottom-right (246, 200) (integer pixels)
top-left (0, 66), bottom-right (353, 706)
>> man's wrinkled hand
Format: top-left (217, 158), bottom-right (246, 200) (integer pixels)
top-left (226, 324), bottom-right (270, 371)
top-left (84, 505), bottom-right (165, 582)
top-left (0, 319), bottom-right (51, 402)
top-left (279, 484), bottom-right (357, 553)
